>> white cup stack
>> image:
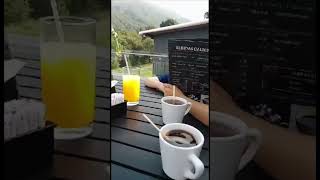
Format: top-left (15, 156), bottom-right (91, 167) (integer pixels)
top-left (4, 99), bottom-right (46, 141)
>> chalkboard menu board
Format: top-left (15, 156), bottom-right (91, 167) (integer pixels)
top-left (169, 39), bottom-right (209, 103)
top-left (210, 0), bottom-right (316, 130)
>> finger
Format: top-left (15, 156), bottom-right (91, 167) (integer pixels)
top-left (163, 83), bottom-right (172, 88)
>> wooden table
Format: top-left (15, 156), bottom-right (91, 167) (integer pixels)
top-left (111, 80), bottom-right (210, 179)
top-left (14, 59), bottom-right (271, 180)
top-left (111, 81), bottom-right (273, 180)
top-left (10, 35), bottom-right (272, 179)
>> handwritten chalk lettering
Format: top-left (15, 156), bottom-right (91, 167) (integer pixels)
top-left (170, 39), bottom-right (209, 101)
top-left (175, 46), bottom-right (209, 52)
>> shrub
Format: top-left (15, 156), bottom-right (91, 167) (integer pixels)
top-left (4, 0), bottom-right (31, 25)
top-left (28, 0), bottom-right (69, 18)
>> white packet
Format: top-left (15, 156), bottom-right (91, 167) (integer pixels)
top-left (111, 93), bottom-right (124, 106)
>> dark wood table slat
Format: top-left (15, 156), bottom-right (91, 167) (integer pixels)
top-left (126, 111), bottom-right (164, 125)
top-left (16, 75), bottom-right (41, 88)
top-left (137, 95), bottom-right (164, 104)
top-left (112, 164), bottom-right (159, 180)
top-left (111, 141), bottom-right (165, 178)
top-left (92, 122), bottom-right (110, 140)
top-left (96, 97), bottom-right (110, 109)
top-left (53, 154), bottom-right (109, 180)
top-left (55, 138), bottom-right (110, 162)
top-left (127, 105), bottom-right (162, 117)
top-left (137, 100), bottom-right (162, 109)
top-left (95, 109), bottom-right (111, 123)
top-left (96, 78), bottom-right (110, 87)
top-left (112, 117), bottom-right (159, 137)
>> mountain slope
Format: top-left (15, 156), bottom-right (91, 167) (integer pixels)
top-left (112, 0), bottom-right (189, 31)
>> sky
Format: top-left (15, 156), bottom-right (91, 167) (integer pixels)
top-left (145, 0), bottom-right (208, 21)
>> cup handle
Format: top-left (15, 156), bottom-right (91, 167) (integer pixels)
top-left (184, 102), bottom-right (192, 116)
top-left (184, 154), bottom-right (204, 179)
top-left (238, 128), bottom-right (262, 171)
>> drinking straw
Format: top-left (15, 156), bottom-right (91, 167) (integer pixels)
top-left (142, 114), bottom-right (172, 142)
top-left (123, 54), bottom-right (131, 75)
top-left (143, 114), bottom-right (160, 132)
top-left (173, 85), bottom-right (176, 104)
top-left (173, 85), bottom-right (176, 98)
top-left (50, 0), bottom-right (64, 43)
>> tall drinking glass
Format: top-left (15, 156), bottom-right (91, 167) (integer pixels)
top-left (122, 67), bottom-right (140, 106)
top-left (40, 16), bottom-right (96, 139)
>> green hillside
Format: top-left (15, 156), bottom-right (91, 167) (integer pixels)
top-left (112, 0), bottom-right (189, 31)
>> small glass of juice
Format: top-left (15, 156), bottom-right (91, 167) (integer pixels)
top-left (40, 16), bottom-right (96, 140)
top-left (122, 67), bottom-right (140, 106)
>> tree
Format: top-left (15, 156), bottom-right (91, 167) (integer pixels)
top-left (144, 25), bottom-right (156, 30)
top-left (4, 0), bottom-right (31, 25)
top-left (111, 27), bottom-right (123, 69)
top-left (111, 30), bottom-right (154, 68)
top-left (160, 18), bottom-right (177, 27)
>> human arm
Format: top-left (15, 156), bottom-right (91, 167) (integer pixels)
top-left (144, 77), bottom-right (209, 125)
top-left (143, 77), bottom-right (165, 92)
top-left (211, 81), bottom-right (316, 180)
top-left (163, 84), bottom-right (209, 126)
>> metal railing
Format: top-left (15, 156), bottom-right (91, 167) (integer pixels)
top-left (111, 50), bottom-right (169, 76)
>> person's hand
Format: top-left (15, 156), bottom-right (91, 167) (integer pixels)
top-left (144, 77), bottom-right (164, 92)
top-left (210, 81), bottom-right (239, 114)
top-left (163, 84), bottom-right (186, 98)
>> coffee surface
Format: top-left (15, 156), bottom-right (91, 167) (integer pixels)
top-left (164, 129), bottom-right (197, 147)
top-left (211, 125), bottom-right (239, 137)
top-left (164, 99), bottom-right (185, 105)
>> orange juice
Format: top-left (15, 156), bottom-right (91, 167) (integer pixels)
top-left (123, 75), bottom-right (140, 104)
top-left (41, 42), bottom-right (96, 128)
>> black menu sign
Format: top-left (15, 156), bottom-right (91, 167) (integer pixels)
top-left (169, 39), bottom-right (209, 102)
top-left (211, 0), bottom-right (316, 130)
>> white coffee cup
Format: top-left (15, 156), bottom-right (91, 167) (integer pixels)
top-left (210, 111), bottom-right (262, 180)
top-left (159, 123), bottom-right (204, 180)
top-left (161, 96), bottom-right (192, 124)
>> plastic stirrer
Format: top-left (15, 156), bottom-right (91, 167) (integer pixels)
top-left (50, 0), bottom-right (64, 43)
top-left (173, 85), bottom-right (176, 104)
top-left (143, 114), bottom-right (160, 131)
top-left (123, 54), bottom-right (130, 75)
top-left (142, 114), bottom-right (173, 143)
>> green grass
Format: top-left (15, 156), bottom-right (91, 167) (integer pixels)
top-left (112, 63), bottom-right (153, 77)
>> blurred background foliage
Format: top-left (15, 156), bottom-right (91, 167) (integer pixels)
top-left (4, 0), bottom-right (110, 48)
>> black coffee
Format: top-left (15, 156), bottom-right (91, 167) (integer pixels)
top-left (164, 99), bottom-right (184, 105)
top-left (163, 129), bottom-right (197, 147)
top-left (211, 125), bottom-right (239, 137)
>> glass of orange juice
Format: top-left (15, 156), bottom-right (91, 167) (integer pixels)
top-left (40, 16), bottom-right (96, 139)
top-left (122, 67), bottom-right (140, 106)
